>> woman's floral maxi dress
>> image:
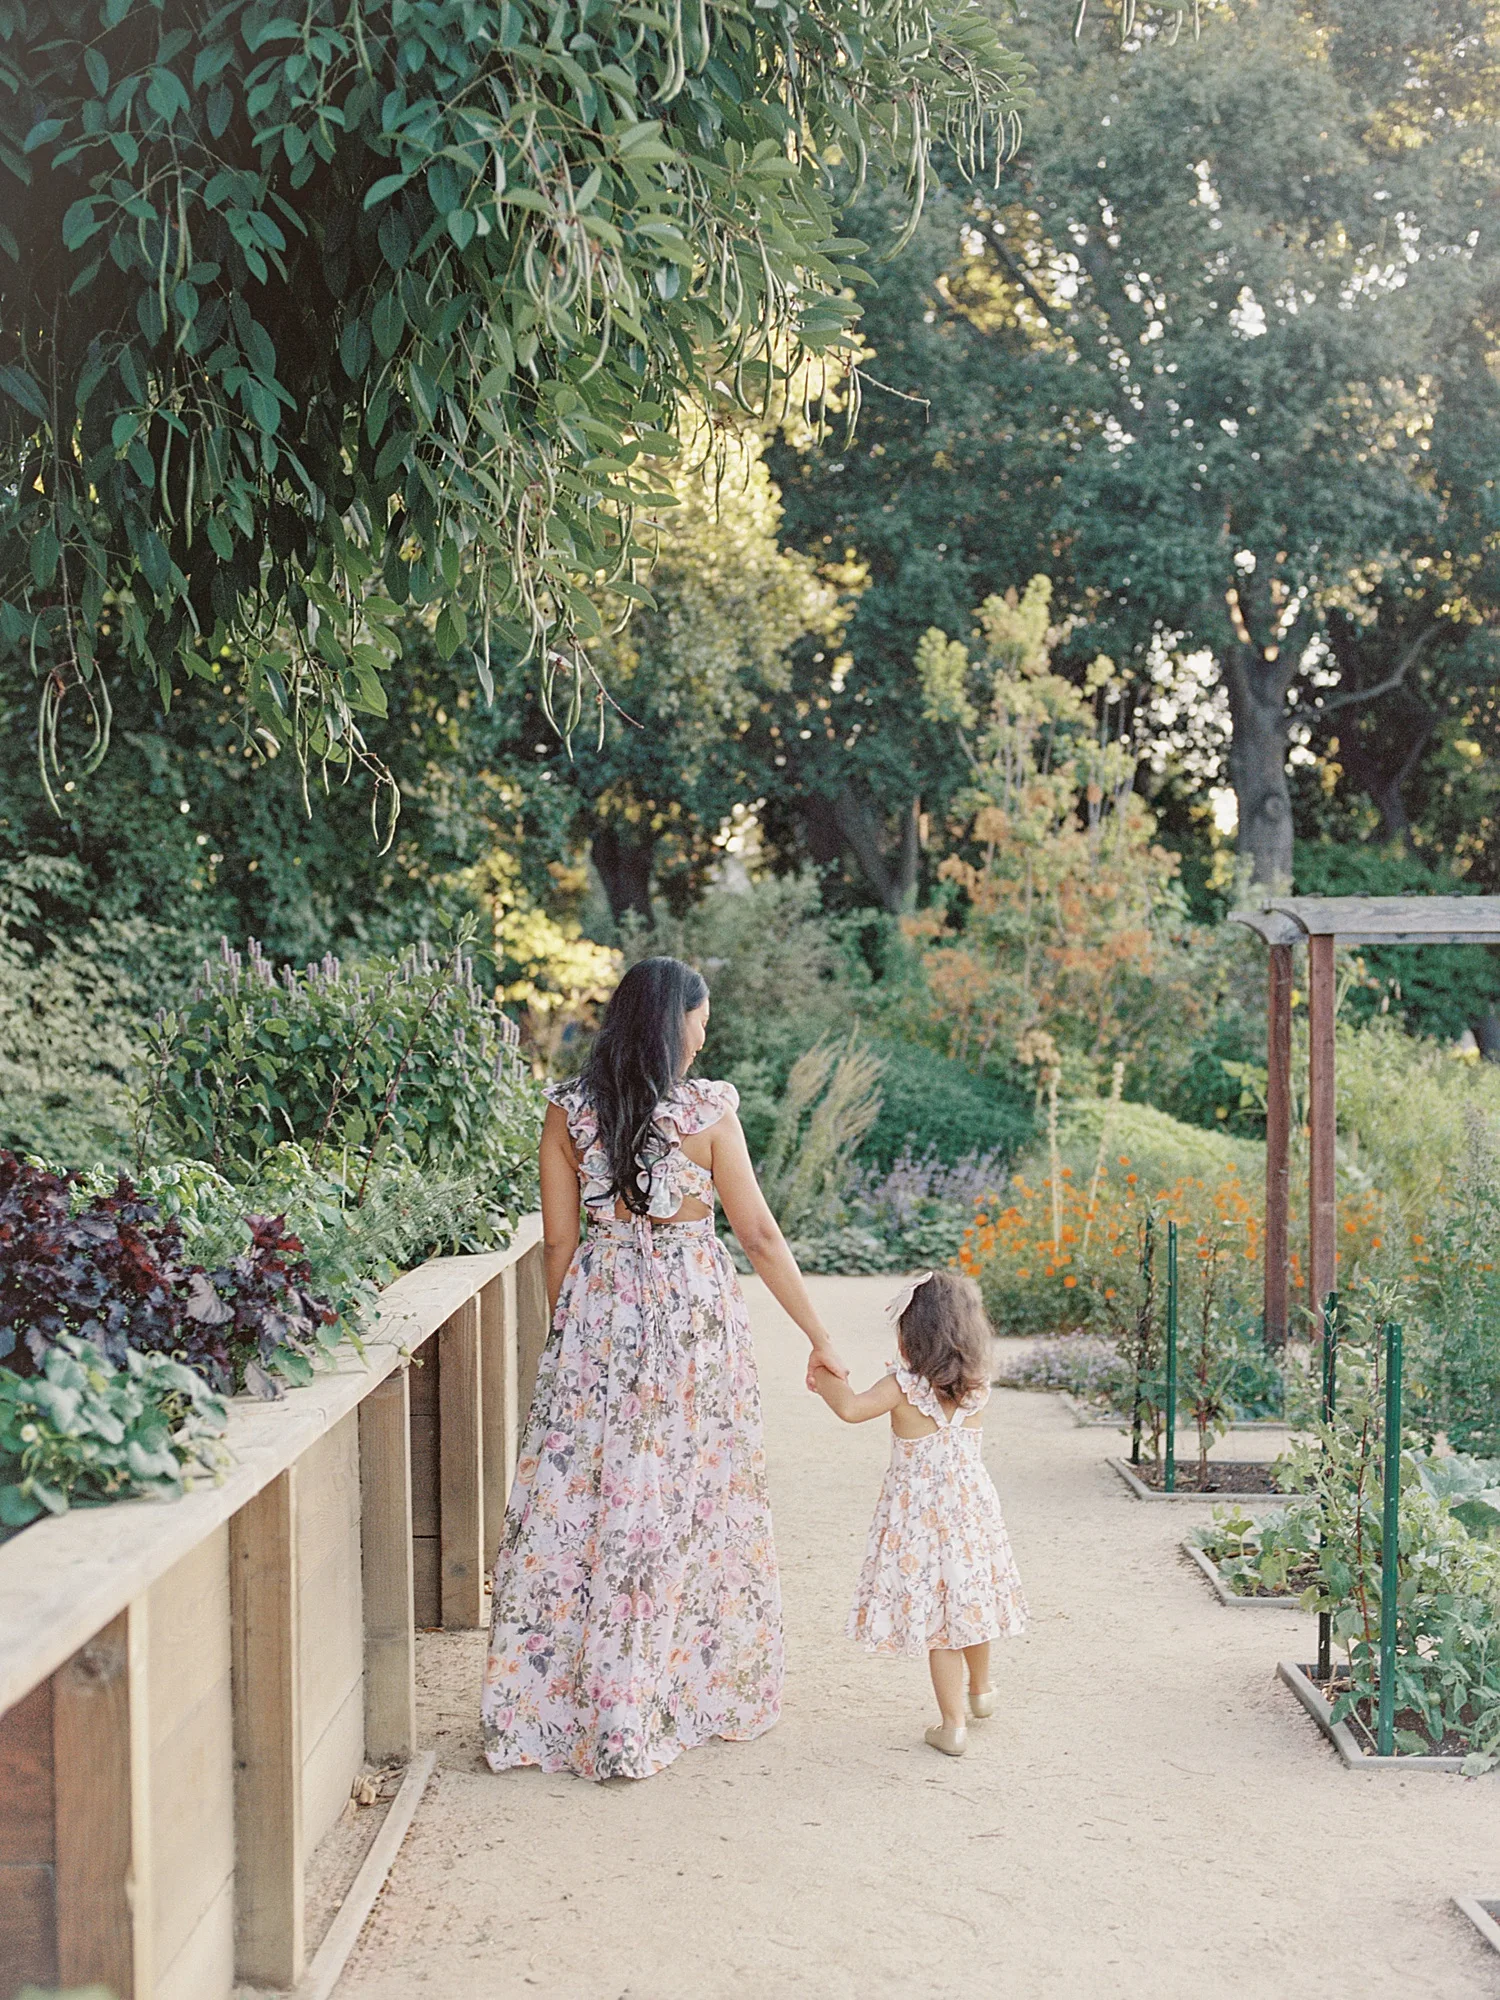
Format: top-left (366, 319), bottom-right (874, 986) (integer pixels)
top-left (482, 1076), bottom-right (784, 1780)
top-left (848, 1368), bottom-right (1028, 1656)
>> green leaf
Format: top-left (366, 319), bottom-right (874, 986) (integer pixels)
top-left (364, 174), bottom-right (411, 210)
top-left (0, 364), bottom-right (48, 423)
top-left (340, 318), bottom-right (371, 380)
top-left (22, 118), bottom-right (64, 153)
top-left (146, 68), bottom-right (191, 123)
top-left (371, 289), bottom-right (404, 358)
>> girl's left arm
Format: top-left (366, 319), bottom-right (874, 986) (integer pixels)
top-left (814, 1370), bottom-right (902, 1425)
top-left (539, 1101), bottom-right (582, 1314)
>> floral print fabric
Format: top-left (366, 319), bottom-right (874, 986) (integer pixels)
top-left (848, 1366), bottom-right (1028, 1658)
top-left (483, 1076), bottom-right (782, 1782)
top-left (543, 1074), bottom-right (739, 1220)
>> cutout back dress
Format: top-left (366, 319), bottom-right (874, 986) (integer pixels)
top-left (481, 1075), bottom-right (784, 1780)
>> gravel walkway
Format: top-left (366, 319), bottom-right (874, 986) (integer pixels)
top-left (336, 1274), bottom-right (1498, 1999)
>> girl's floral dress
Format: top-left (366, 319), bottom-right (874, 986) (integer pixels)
top-left (848, 1367), bottom-right (1028, 1657)
top-left (482, 1075), bottom-right (784, 1781)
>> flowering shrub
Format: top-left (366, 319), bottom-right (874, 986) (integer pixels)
top-left (0, 1335), bottom-right (229, 1528)
top-left (780, 1146), bottom-right (1007, 1275)
top-left (138, 934), bottom-right (540, 1217)
top-left (995, 1334), bottom-right (1130, 1409)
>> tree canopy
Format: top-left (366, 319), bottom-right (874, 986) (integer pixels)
top-left (774, 0), bottom-right (1500, 889)
top-left (0, 0), bottom-right (1022, 800)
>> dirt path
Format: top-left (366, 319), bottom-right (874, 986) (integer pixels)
top-left (336, 1274), bottom-right (1499, 2000)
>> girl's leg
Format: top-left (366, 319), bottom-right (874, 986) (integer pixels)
top-left (964, 1641), bottom-right (995, 1718)
top-left (928, 1647), bottom-right (967, 1728)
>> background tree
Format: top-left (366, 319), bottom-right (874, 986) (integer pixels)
top-left (775, 0), bottom-right (1500, 891)
top-left (567, 420), bottom-right (847, 924)
top-left (1, 0), bottom-right (1022, 794)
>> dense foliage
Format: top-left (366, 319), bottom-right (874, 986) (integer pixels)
top-left (140, 931), bottom-right (539, 1202)
top-left (0, 1150), bottom-right (340, 1393)
top-left (0, 0), bottom-right (1021, 780)
top-left (0, 1332), bottom-right (230, 1527)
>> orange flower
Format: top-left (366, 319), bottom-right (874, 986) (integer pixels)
top-left (1063, 1276), bottom-right (1078, 1288)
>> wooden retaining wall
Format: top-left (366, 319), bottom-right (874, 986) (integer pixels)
top-left (0, 1218), bottom-right (548, 2000)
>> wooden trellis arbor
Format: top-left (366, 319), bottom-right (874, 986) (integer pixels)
top-left (1229, 896), bottom-right (1500, 1346)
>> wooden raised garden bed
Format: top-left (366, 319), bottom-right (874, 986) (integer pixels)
top-left (0, 1219), bottom-right (547, 2000)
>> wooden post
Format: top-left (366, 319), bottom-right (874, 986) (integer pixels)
top-left (230, 1468), bottom-right (304, 1990)
top-left (515, 1243), bottom-right (551, 1435)
top-left (53, 1606), bottom-right (150, 1999)
top-left (1263, 940), bottom-right (1293, 1349)
top-left (1307, 930), bottom-right (1338, 1335)
top-left (359, 1367), bottom-right (417, 1761)
top-left (439, 1297), bottom-right (486, 1629)
top-left (480, 1268), bottom-right (519, 1564)
top-left (0, 1678), bottom-right (57, 1990)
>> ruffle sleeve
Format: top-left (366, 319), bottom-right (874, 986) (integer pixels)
top-left (660, 1078), bottom-right (739, 1137)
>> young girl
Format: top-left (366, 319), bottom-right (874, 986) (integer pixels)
top-left (814, 1268), bottom-right (1027, 1758)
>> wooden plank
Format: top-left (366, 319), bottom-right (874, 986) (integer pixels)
top-left (154, 1873), bottom-right (234, 2000)
top-left (147, 1662), bottom-right (234, 1982)
top-left (359, 1367), bottom-right (416, 1762)
top-left (53, 1605), bottom-right (149, 1999)
top-left (0, 1222), bottom-right (541, 1720)
top-left (409, 1326), bottom-right (441, 1629)
top-left (1263, 941), bottom-right (1293, 1351)
top-left (1228, 907), bottom-right (1304, 947)
top-left (409, 1334), bottom-right (440, 1539)
top-left (439, 1297), bottom-right (485, 1629)
top-left (0, 1864), bottom-right (56, 1989)
top-left (302, 1677), bottom-right (365, 1857)
top-left (230, 1468), bottom-right (304, 1990)
top-left (146, 1533), bottom-right (233, 1981)
top-left (0, 1675), bottom-right (57, 1984)
top-left (297, 1417), bottom-right (363, 1763)
top-left (288, 1751), bottom-right (435, 2000)
top-left (1307, 931), bottom-right (1338, 1335)
top-left (515, 1243), bottom-right (551, 1436)
top-left (1266, 894), bottom-right (1500, 939)
top-left (147, 1529), bottom-right (230, 1743)
top-left (0, 1677), bottom-right (53, 1866)
top-left (412, 1541), bottom-right (441, 1633)
top-left (480, 1268), bottom-right (518, 1564)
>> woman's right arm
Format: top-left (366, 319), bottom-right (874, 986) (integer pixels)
top-left (710, 1111), bottom-right (849, 1386)
top-left (539, 1101), bottom-right (582, 1314)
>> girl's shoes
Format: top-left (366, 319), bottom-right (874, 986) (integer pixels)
top-left (969, 1686), bottom-right (996, 1720)
top-left (924, 1721), bottom-right (968, 1758)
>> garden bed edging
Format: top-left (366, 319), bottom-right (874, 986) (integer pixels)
top-left (1277, 1659), bottom-right (1483, 1773)
top-left (1179, 1540), bottom-right (1306, 1610)
top-left (1108, 1456), bottom-right (1289, 1505)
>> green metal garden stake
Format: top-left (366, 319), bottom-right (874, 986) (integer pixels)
top-left (1376, 1321), bottom-right (1403, 1758)
top-left (1131, 1212), bottom-right (1155, 1466)
top-left (1164, 1220), bottom-right (1178, 1492)
top-left (1317, 1292), bottom-right (1339, 1683)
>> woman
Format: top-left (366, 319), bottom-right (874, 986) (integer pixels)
top-left (482, 956), bottom-right (847, 1781)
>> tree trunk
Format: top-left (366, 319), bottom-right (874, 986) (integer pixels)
top-left (828, 787), bottom-right (921, 914)
top-left (1223, 644), bottom-right (1295, 890)
top-left (590, 822), bottom-right (655, 927)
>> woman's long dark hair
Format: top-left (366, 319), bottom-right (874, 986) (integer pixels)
top-left (582, 956), bottom-right (709, 1215)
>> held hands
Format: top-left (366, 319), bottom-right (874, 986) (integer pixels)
top-left (805, 1342), bottom-right (848, 1393)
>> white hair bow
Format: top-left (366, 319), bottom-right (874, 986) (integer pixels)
top-left (884, 1271), bottom-right (935, 1325)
